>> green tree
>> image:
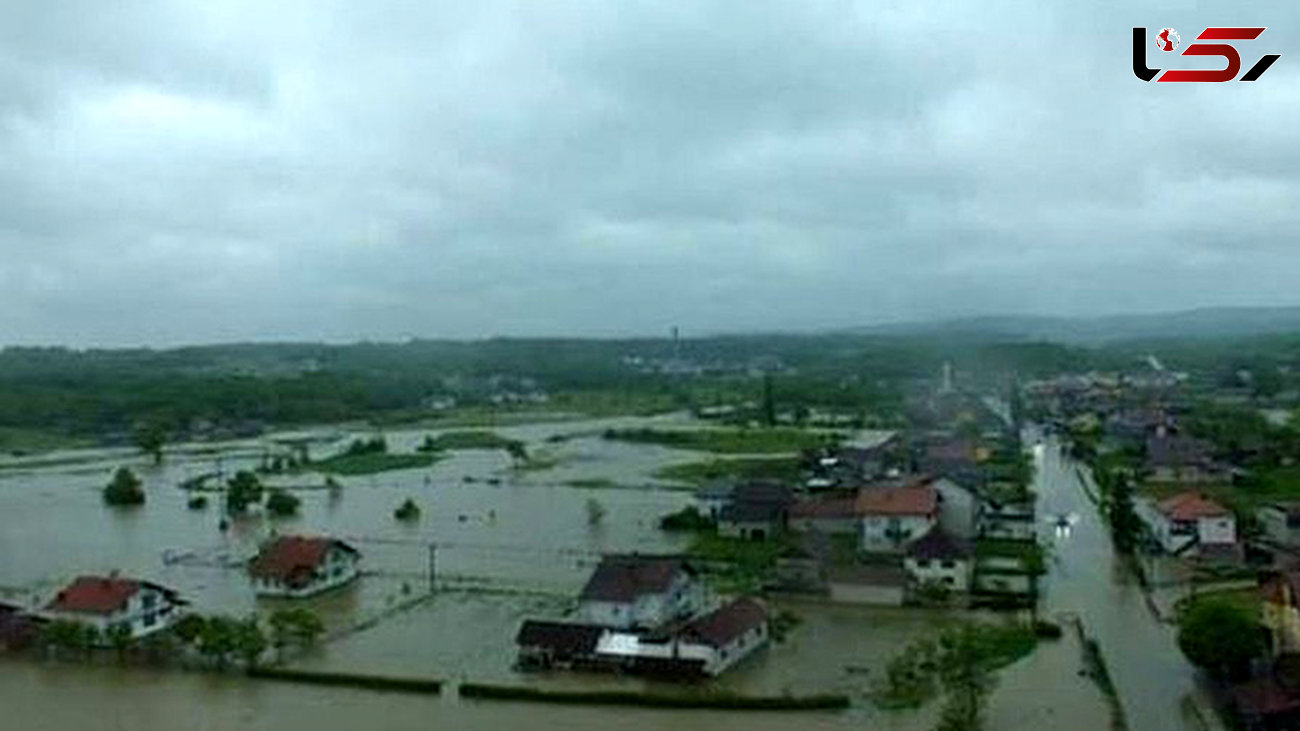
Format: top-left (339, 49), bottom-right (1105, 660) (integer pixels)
top-left (265, 489), bottom-right (301, 517)
top-left (133, 422), bottom-right (166, 464)
top-left (394, 498), bottom-right (421, 521)
top-left (1107, 473), bottom-right (1142, 554)
top-left (197, 615), bottom-right (239, 669)
top-left (103, 467), bottom-right (145, 506)
top-left (42, 619), bottom-right (98, 659)
top-left (172, 614), bottom-right (207, 644)
top-left (225, 470), bottom-right (264, 514)
top-left (505, 440), bottom-right (528, 464)
top-left (270, 608), bottom-right (325, 654)
top-left (107, 623), bottom-right (134, 663)
top-left (234, 616), bottom-right (268, 668)
top-left (586, 497), bottom-right (606, 526)
top-left (1178, 599), bottom-right (1266, 680)
top-left (935, 627), bottom-right (997, 731)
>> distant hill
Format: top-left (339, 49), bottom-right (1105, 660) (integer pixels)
top-left (852, 306), bottom-right (1300, 343)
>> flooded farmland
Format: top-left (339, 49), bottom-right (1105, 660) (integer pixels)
top-left (0, 415), bottom-right (1110, 730)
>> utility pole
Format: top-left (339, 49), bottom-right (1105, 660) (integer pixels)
top-left (428, 543), bottom-right (437, 593)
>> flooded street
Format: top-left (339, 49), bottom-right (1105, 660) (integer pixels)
top-left (1033, 431), bottom-right (1198, 731)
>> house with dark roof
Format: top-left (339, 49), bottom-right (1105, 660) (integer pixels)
top-left (578, 554), bottom-right (703, 630)
top-left (1137, 491), bottom-right (1237, 556)
top-left (515, 620), bottom-right (607, 670)
top-left (1144, 432), bottom-right (1230, 484)
top-left (248, 535), bottom-right (360, 598)
top-left (0, 601), bottom-right (44, 651)
top-left (43, 575), bottom-right (185, 641)
top-left (717, 481), bottom-right (792, 540)
top-left (903, 527), bottom-right (974, 597)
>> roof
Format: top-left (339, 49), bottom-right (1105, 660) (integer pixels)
top-left (45, 576), bottom-right (176, 614)
top-left (720, 500), bottom-right (785, 524)
top-left (515, 620), bottom-right (605, 656)
top-left (789, 496), bottom-right (859, 520)
top-left (856, 485), bottom-right (938, 517)
top-left (1146, 435), bottom-right (1215, 468)
top-left (1156, 492), bottom-right (1230, 522)
top-left (680, 597), bottom-right (767, 648)
top-left (249, 535), bottom-right (359, 584)
top-left (579, 555), bottom-right (692, 603)
top-left (906, 527), bottom-right (973, 561)
top-left (731, 480), bottom-right (793, 506)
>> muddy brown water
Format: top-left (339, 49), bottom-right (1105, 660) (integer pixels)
top-left (0, 417), bottom-right (1120, 729)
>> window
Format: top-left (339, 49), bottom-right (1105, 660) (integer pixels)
top-left (940, 560), bottom-right (955, 569)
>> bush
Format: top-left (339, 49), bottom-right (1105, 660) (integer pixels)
top-left (103, 467), bottom-right (145, 506)
top-left (1033, 620), bottom-right (1063, 640)
top-left (1178, 598), bottom-right (1265, 680)
top-left (225, 471), bottom-right (264, 514)
top-left (394, 498), bottom-right (421, 521)
top-left (187, 495), bottom-right (209, 510)
top-left (658, 506), bottom-right (716, 532)
top-left (265, 489), bottom-right (301, 517)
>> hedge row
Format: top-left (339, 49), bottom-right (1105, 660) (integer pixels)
top-left (247, 667), bottom-right (442, 694)
top-left (457, 683), bottom-right (849, 710)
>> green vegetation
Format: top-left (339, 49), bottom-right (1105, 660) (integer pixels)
top-left (269, 608), bottom-right (325, 652)
top-left (457, 683), bottom-right (850, 710)
top-left (564, 478), bottom-right (618, 489)
top-left (265, 489), bottom-right (301, 517)
top-left (103, 467), bottom-right (145, 506)
top-left (686, 533), bottom-right (795, 591)
top-left (1174, 587), bottom-right (1261, 622)
top-left (171, 614), bottom-right (268, 670)
top-left (247, 667), bottom-right (442, 694)
top-left (132, 422), bottom-right (167, 464)
top-left (585, 497), bottom-right (606, 526)
top-left (225, 470), bottom-right (264, 514)
top-left (654, 456), bottom-right (802, 486)
top-left (874, 623), bottom-right (1037, 729)
top-left (394, 498), bottom-right (421, 521)
top-left (659, 506), bottom-right (717, 532)
top-left (604, 427), bottom-right (839, 454)
top-left (40, 620), bottom-right (100, 658)
top-left (309, 451), bottom-right (439, 475)
top-left (187, 495), bottom-right (209, 510)
top-left (420, 430), bottom-right (521, 452)
top-left (1177, 598), bottom-right (1266, 680)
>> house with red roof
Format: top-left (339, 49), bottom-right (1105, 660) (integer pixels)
top-left (857, 484), bottom-right (939, 553)
top-left (248, 535), bottom-right (360, 598)
top-left (577, 554), bottom-right (702, 630)
top-left (43, 575), bottom-right (185, 641)
top-left (1138, 491), bottom-right (1236, 555)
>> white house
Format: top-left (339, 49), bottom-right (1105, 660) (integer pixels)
top-left (857, 485), bottom-right (939, 553)
top-left (903, 527), bottom-right (974, 595)
top-left (44, 575), bottom-right (185, 641)
top-left (591, 597), bottom-right (769, 677)
top-left (578, 555), bottom-right (703, 630)
top-left (1138, 491), bottom-right (1237, 556)
top-left (248, 535), bottom-right (361, 598)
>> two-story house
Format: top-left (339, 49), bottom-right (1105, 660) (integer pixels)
top-left (248, 535), bottom-right (361, 598)
top-left (1138, 491), bottom-right (1236, 556)
top-left (44, 575), bottom-right (185, 641)
top-left (577, 554), bottom-right (703, 630)
top-left (857, 484), bottom-right (939, 553)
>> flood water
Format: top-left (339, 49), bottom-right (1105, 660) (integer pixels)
top-left (1033, 431), bottom-right (1198, 731)
top-left (1, 416), bottom-right (1114, 729)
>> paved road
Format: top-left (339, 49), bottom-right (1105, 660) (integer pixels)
top-left (1032, 429), bottom-right (1199, 731)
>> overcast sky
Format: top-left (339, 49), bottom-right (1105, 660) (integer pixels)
top-left (2, 1), bottom-right (1298, 345)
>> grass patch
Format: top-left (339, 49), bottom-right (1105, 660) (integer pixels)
top-left (422, 430), bottom-right (519, 451)
top-left (306, 452), bottom-right (441, 476)
top-left (565, 478), bottom-right (620, 490)
top-left (654, 456), bottom-right (802, 486)
top-left (0, 427), bottom-right (92, 455)
top-left (1174, 587), bottom-right (1262, 624)
top-left (457, 683), bottom-right (849, 710)
top-left (687, 533), bottom-right (795, 592)
top-left (247, 667), bottom-right (442, 694)
top-left (605, 427), bottom-right (839, 454)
